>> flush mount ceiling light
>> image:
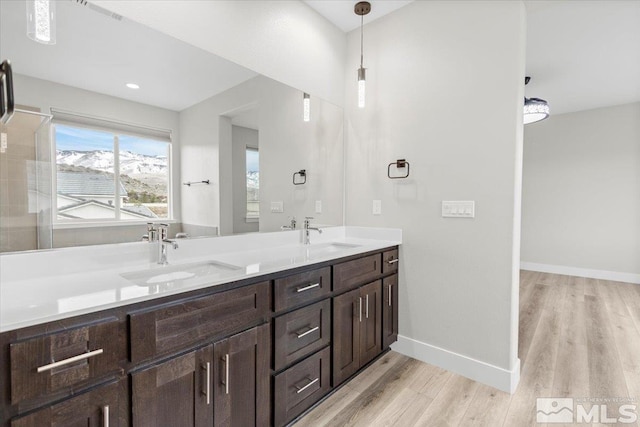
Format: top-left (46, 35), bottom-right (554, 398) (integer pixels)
top-left (126, 83), bottom-right (140, 89)
top-left (303, 93), bottom-right (310, 122)
top-left (355, 1), bottom-right (371, 108)
top-left (524, 76), bottom-right (550, 125)
top-left (26, 0), bottom-right (56, 45)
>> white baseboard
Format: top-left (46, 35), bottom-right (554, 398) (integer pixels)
top-left (520, 261), bottom-right (640, 285)
top-left (391, 335), bottom-right (520, 394)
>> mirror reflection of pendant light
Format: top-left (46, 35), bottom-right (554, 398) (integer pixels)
top-left (355, 1), bottom-right (371, 109)
top-left (524, 76), bottom-right (549, 124)
top-left (26, 0), bottom-right (57, 45)
top-left (303, 93), bottom-right (310, 122)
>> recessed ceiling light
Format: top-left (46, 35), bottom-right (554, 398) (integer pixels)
top-left (126, 83), bottom-right (140, 89)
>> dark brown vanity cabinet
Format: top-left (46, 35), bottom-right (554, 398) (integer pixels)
top-left (383, 274), bottom-right (399, 349)
top-left (11, 380), bottom-right (121, 427)
top-left (132, 346), bottom-right (213, 427)
top-left (332, 280), bottom-right (382, 386)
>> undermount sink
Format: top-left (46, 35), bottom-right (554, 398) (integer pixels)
top-left (267, 242), bottom-right (362, 262)
top-left (121, 260), bottom-right (241, 287)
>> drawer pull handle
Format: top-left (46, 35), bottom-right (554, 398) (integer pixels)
top-left (359, 297), bottom-right (362, 322)
top-left (389, 284), bottom-right (393, 307)
top-left (295, 377), bottom-right (319, 394)
top-left (36, 348), bottom-right (104, 373)
top-left (366, 294), bottom-right (369, 319)
top-left (202, 362), bottom-right (211, 405)
top-left (387, 258), bottom-right (399, 264)
top-left (222, 354), bottom-right (230, 395)
top-left (296, 326), bottom-right (319, 339)
top-left (103, 405), bottom-right (109, 427)
top-left (296, 283), bottom-right (320, 293)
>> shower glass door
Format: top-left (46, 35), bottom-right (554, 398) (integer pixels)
top-left (0, 109), bottom-right (53, 252)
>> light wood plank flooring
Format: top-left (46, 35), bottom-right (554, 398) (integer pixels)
top-left (296, 271), bottom-right (640, 426)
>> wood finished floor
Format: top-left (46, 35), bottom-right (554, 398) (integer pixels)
top-left (296, 271), bottom-right (640, 426)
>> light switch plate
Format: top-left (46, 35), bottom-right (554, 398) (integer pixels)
top-left (315, 200), bottom-right (322, 214)
top-left (270, 201), bottom-right (284, 213)
top-left (442, 201), bottom-right (475, 218)
top-left (373, 200), bottom-right (382, 215)
top-left (0, 133), bottom-right (7, 153)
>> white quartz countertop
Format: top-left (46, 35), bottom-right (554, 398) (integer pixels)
top-left (0, 226), bottom-right (401, 332)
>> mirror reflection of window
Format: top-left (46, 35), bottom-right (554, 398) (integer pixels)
top-left (54, 124), bottom-right (171, 222)
top-left (246, 147), bottom-right (259, 219)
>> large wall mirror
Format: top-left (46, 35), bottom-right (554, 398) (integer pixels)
top-left (0, 0), bottom-right (344, 253)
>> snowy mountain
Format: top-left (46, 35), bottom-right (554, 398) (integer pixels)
top-left (56, 150), bottom-right (167, 176)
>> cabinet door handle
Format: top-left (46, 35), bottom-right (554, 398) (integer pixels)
top-left (366, 294), bottom-right (369, 319)
top-left (36, 348), bottom-right (103, 373)
top-left (388, 284), bottom-right (393, 307)
top-left (296, 283), bottom-right (320, 293)
top-left (296, 326), bottom-right (319, 339)
top-left (103, 405), bottom-right (109, 427)
top-left (387, 258), bottom-right (399, 264)
top-left (295, 377), bottom-right (319, 394)
top-left (222, 354), bottom-right (230, 395)
top-left (202, 362), bottom-right (211, 405)
top-left (358, 297), bottom-right (362, 322)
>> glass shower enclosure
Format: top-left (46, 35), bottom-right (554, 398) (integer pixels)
top-left (0, 108), bottom-right (53, 252)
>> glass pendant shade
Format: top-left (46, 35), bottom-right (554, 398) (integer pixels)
top-left (524, 97), bottom-right (549, 124)
top-left (303, 93), bottom-right (310, 122)
top-left (358, 67), bottom-right (366, 108)
top-left (26, 0), bottom-right (56, 45)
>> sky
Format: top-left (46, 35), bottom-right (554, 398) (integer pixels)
top-left (55, 124), bottom-right (169, 157)
top-left (246, 148), bottom-right (259, 172)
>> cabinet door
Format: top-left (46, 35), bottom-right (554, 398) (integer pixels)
top-left (382, 274), bottom-right (399, 349)
top-left (213, 324), bottom-right (270, 427)
top-left (332, 288), bottom-right (361, 386)
top-left (131, 346), bottom-right (213, 427)
top-left (359, 280), bottom-right (382, 367)
top-left (11, 380), bottom-right (119, 427)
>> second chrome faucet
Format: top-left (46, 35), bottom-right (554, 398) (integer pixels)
top-left (146, 223), bottom-right (179, 265)
top-left (303, 217), bottom-right (322, 245)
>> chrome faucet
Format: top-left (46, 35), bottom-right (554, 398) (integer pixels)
top-left (281, 216), bottom-right (297, 230)
top-left (156, 223), bottom-right (178, 265)
top-left (303, 216), bottom-right (322, 245)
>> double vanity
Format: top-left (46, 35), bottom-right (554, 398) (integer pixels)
top-left (0, 226), bottom-right (401, 426)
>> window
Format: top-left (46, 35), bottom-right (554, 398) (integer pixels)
top-left (246, 147), bottom-right (259, 219)
top-left (54, 122), bottom-right (171, 223)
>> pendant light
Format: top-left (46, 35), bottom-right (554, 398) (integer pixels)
top-left (355, 2), bottom-right (371, 108)
top-left (524, 76), bottom-right (549, 124)
top-left (303, 93), bottom-right (310, 122)
top-left (26, 0), bottom-right (57, 45)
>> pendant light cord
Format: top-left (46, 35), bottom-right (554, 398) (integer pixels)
top-left (360, 14), bottom-right (364, 68)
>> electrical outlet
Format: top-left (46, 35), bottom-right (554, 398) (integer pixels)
top-left (373, 200), bottom-right (382, 215)
top-left (315, 200), bottom-right (322, 214)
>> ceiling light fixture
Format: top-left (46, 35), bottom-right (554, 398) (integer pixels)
top-left (303, 93), bottom-right (310, 122)
top-left (524, 76), bottom-right (549, 124)
top-left (126, 83), bottom-right (140, 90)
top-left (355, 1), bottom-right (371, 109)
top-left (26, 0), bottom-right (56, 45)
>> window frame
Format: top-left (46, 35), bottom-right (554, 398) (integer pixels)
top-left (51, 120), bottom-right (174, 227)
top-left (245, 145), bottom-right (259, 221)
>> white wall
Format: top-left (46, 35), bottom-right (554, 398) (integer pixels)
top-left (344, 1), bottom-right (526, 392)
top-left (522, 102), bottom-right (640, 282)
top-left (93, 0), bottom-right (346, 107)
top-left (232, 126), bottom-right (259, 234)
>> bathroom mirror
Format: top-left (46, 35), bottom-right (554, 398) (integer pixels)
top-left (0, 0), bottom-right (344, 252)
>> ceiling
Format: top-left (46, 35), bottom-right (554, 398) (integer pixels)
top-left (305, 0), bottom-right (640, 115)
top-left (0, 0), bottom-right (257, 111)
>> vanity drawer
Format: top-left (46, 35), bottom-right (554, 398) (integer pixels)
top-left (382, 248), bottom-right (399, 274)
top-left (129, 282), bottom-right (269, 364)
top-left (273, 266), bottom-right (331, 312)
top-left (273, 346), bottom-right (331, 427)
top-left (274, 299), bottom-right (331, 371)
top-left (10, 317), bottom-right (125, 406)
top-left (333, 253), bottom-right (382, 293)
